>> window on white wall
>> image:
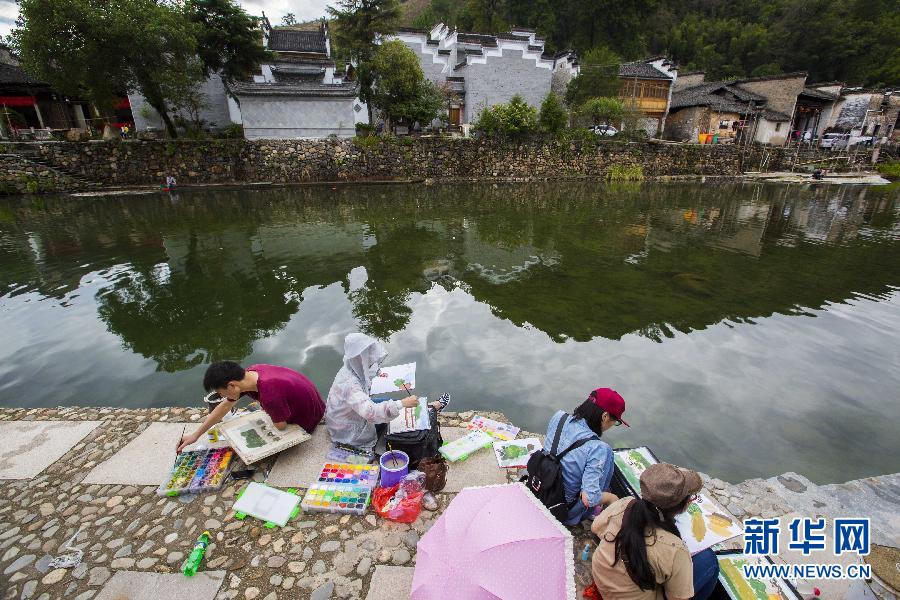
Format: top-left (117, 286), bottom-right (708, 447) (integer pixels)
top-left (775, 123), bottom-right (782, 131)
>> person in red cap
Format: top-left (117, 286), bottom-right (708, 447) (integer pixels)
top-left (543, 388), bottom-right (629, 525)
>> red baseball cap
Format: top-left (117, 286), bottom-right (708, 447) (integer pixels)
top-left (590, 388), bottom-right (629, 426)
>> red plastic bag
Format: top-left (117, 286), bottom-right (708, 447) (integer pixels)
top-left (372, 484), bottom-right (423, 523)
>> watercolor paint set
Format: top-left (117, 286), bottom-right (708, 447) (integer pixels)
top-left (301, 482), bottom-right (372, 515)
top-left (315, 463), bottom-right (380, 489)
top-left (157, 448), bottom-right (235, 497)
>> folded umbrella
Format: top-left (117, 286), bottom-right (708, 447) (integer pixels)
top-left (412, 483), bottom-right (575, 600)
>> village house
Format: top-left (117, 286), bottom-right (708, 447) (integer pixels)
top-left (0, 44), bottom-right (96, 138)
top-left (389, 23), bottom-right (579, 128)
top-left (231, 18), bottom-right (362, 139)
top-left (665, 72), bottom-right (808, 145)
top-left (617, 57), bottom-right (678, 136)
top-left (131, 19), bottom-right (362, 139)
top-left (810, 84), bottom-right (900, 143)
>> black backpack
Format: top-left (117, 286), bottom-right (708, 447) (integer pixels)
top-left (521, 413), bottom-right (599, 522)
top-left (384, 406), bottom-right (443, 471)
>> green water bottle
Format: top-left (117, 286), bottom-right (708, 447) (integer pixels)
top-left (182, 530), bottom-right (211, 577)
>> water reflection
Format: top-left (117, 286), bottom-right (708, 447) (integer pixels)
top-left (0, 182), bottom-right (898, 483)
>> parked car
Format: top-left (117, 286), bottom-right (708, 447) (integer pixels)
top-left (820, 133), bottom-right (849, 150)
top-left (591, 125), bottom-right (618, 136)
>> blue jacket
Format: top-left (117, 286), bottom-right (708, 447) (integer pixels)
top-left (545, 410), bottom-right (614, 524)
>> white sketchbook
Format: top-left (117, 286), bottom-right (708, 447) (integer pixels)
top-left (388, 397), bottom-right (430, 434)
top-left (233, 482), bottom-right (300, 527)
top-left (370, 362), bottom-right (417, 395)
top-left (219, 411), bottom-right (311, 464)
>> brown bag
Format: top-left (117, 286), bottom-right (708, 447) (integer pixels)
top-left (418, 456), bottom-right (448, 492)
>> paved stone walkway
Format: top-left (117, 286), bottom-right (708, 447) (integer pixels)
top-left (0, 406), bottom-right (896, 600)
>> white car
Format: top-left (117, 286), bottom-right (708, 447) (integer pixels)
top-left (819, 133), bottom-right (849, 150)
top-left (591, 125), bottom-right (618, 136)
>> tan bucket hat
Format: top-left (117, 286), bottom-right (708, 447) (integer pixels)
top-left (639, 463), bottom-right (703, 509)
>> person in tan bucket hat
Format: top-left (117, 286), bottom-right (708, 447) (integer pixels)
top-left (589, 463), bottom-right (720, 600)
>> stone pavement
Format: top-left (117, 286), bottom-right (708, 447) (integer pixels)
top-left (0, 406), bottom-right (896, 600)
top-left (0, 421), bottom-right (100, 480)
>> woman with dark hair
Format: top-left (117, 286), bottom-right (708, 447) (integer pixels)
top-left (591, 463), bottom-right (720, 600)
top-left (544, 388), bottom-right (628, 525)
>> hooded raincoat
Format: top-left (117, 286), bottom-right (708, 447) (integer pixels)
top-left (325, 333), bottom-right (404, 449)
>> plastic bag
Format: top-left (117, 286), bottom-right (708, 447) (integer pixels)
top-left (372, 483), bottom-right (423, 523)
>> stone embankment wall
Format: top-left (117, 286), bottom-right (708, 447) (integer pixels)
top-left (0, 138), bottom-right (877, 194)
top-left (0, 154), bottom-right (81, 194)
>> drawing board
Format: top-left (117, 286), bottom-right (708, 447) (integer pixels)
top-left (717, 553), bottom-right (802, 600)
top-left (219, 411), bottom-right (311, 464)
top-left (388, 396), bottom-right (430, 434)
top-left (613, 446), bottom-right (741, 554)
top-left (370, 362), bottom-right (417, 395)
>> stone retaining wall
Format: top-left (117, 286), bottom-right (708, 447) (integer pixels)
top-left (0, 154), bottom-right (81, 195)
top-left (0, 138), bottom-right (877, 194)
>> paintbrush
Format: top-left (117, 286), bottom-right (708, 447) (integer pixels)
top-left (387, 442), bottom-right (400, 468)
top-left (177, 425), bottom-right (187, 454)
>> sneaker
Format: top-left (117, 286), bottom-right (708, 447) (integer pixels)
top-left (437, 393), bottom-right (451, 411)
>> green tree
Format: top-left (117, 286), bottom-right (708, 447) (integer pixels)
top-left (370, 40), bottom-right (445, 128)
top-left (578, 97), bottom-right (625, 127)
top-left (187, 0), bottom-right (272, 87)
top-left (564, 47), bottom-right (620, 108)
top-left (281, 13), bottom-right (297, 26)
top-left (327, 0), bottom-right (402, 122)
top-left (538, 92), bottom-right (568, 135)
top-left (473, 94), bottom-right (538, 137)
top-left (13, 0), bottom-right (200, 138)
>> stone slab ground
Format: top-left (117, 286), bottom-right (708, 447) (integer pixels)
top-left (94, 570), bottom-right (226, 600)
top-left (0, 406), bottom-right (896, 600)
top-left (0, 421), bottom-right (101, 480)
top-left (83, 422), bottom-right (191, 486)
top-left (363, 566), bottom-right (414, 600)
top-left (267, 426), bottom-right (333, 488)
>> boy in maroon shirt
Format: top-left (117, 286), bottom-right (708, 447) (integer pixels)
top-left (177, 361), bottom-right (325, 453)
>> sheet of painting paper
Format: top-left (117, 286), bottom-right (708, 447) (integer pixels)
top-left (369, 362), bottom-right (417, 395)
top-left (675, 492), bottom-right (742, 554)
top-left (468, 415), bottom-right (520, 441)
top-left (388, 397), bottom-right (430, 434)
top-left (219, 411), bottom-right (311, 464)
top-left (493, 438), bottom-right (542, 468)
top-left (613, 447), bottom-right (658, 494)
top-left (717, 553), bottom-right (801, 600)
top-left (233, 482), bottom-right (300, 527)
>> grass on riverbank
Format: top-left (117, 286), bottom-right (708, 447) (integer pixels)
top-left (876, 161), bottom-right (900, 179)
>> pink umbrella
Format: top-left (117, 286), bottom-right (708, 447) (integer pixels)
top-left (412, 483), bottom-right (575, 600)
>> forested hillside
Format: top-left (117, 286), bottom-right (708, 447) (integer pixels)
top-left (403, 0), bottom-right (900, 87)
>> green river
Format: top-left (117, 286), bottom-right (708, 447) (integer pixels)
top-left (0, 181), bottom-right (898, 483)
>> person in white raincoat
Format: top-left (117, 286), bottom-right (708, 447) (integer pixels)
top-left (325, 333), bottom-right (423, 450)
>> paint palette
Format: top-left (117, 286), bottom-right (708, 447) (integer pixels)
top-left (156, 448), bottom-right (235, 497)
top-left (301, 483), bottom-right (372, 515)
top-left (316, 463), bottom-right (380, 489)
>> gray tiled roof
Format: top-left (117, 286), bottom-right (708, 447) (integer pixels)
top-left (670, 81), bottom-right (792, 121)
top-left (0, 63), bottom-right (41, 85)
top-left (618, 61), bottom-right (672, 80)
top-left (801, 87), bottom-right (840, 101)
top-left (232, 81), bottom-right (358, 97)
top-left (268, 29), bottom-right (327, 54)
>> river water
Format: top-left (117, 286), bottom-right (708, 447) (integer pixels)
top-left (0, 181), bottom-right (898, 484)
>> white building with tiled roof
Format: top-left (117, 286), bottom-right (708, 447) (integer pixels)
top-left (387, 23), bottom-right (579, 127)
top-left (233, 19), bottom-right (362, 139)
